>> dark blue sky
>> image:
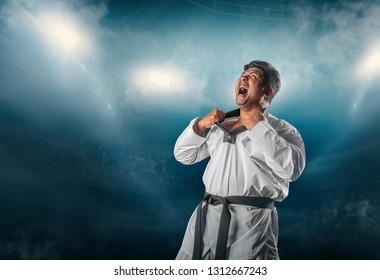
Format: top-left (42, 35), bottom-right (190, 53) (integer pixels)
top-left (0, 0), bottom-right (380, 259)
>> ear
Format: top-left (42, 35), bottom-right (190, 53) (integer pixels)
top-left (263, 86), bottom-right (274, 99)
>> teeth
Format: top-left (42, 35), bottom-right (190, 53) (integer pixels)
top-left (238, 84), bottom-right (248, 95)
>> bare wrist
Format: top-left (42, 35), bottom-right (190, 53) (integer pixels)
top-left (193, 119), bottom-right (207, 136)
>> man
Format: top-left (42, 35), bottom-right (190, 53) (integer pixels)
top-left (174, 60), bottom-right (306, 260)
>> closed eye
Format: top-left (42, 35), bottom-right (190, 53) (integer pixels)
top-left (240, 73), bottom-right (260, 80)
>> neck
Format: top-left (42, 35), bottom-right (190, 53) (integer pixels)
top-left (239, 106), bottom-right (265, 122)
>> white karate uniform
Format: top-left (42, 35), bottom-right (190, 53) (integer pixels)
top-left (174, 111), bottom-right (306, 260)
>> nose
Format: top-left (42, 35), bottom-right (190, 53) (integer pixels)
top-left (241, 74), bottom-right (247, 82)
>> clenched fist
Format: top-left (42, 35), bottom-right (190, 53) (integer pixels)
top-left (193, 108), bottom-right (226, 136)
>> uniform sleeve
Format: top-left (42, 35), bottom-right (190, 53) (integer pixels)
top-left (244, 119), bottom-right (306, 181)
top-left (174, 117), bottom-right (210, 165)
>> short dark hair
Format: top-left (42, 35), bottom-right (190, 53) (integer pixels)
top-left (244, 60), bottom-right (281, 101)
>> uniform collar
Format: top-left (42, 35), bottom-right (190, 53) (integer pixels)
top-left (225, 108), bottom-right (269, 119)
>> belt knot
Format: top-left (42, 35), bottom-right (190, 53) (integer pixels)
top-left (206, 194), bottom-right (228, 206)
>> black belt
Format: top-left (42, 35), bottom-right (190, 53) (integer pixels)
top-left (192, 192), bottom-right (275, 260)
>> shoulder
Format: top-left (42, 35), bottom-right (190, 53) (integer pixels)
top-left (266, 113), bottom-right (292, 128)
top-left (266, 113), bottom-right (301, 138)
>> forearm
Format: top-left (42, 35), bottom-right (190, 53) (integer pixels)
top-left (192, 121), bottom-right (207, 137)
top-left (174, 117), bottom-right (210, 165)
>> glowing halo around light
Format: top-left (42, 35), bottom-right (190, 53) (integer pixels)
top-left (133, 66), bottom-right (186, 96)
top-left (350, 43), bottom-right (380, 113)
top-left (35, 12), bottom-right (92, 58)
top-left (356, 43), bottom-right (380, 80)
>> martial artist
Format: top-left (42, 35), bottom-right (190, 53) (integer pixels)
top-left (174, 60), bottom-right (306, 260)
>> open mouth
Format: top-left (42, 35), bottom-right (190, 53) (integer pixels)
top-left (238, 85), bottom-right (248, 95)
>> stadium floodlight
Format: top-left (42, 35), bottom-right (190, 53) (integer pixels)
top-left (133, 66), bottom-right (186, 96)
top-left (356, 43), bottom-right (380, 79)
top-left (36, 12), bottom-right (92, 59)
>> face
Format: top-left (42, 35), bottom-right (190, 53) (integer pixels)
top-left (235, 67), bottom-right (267, 110)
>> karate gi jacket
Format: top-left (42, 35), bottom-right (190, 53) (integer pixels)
top-left (174, 111), bottom-right (306, 259)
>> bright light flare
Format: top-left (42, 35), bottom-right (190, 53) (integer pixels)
top-left (53, 22), bottom-right (79, 51)
top-left (36, 12), bottom-right (92, 57)
top-left (149, 69), bottom-right (171, 89)
top-left (356, 43), bottom-right (380, 79)
top-left (133, 66), bottom-right (186, 95)
top-left (351, 43), bottom-right (380, 113)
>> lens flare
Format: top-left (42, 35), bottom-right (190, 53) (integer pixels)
top-left (356, 43), bottom-right (380, 79)
top-left (36, 12), bottom-right (92, 59)
top-left (133, 66), bottom-right (186, 96)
